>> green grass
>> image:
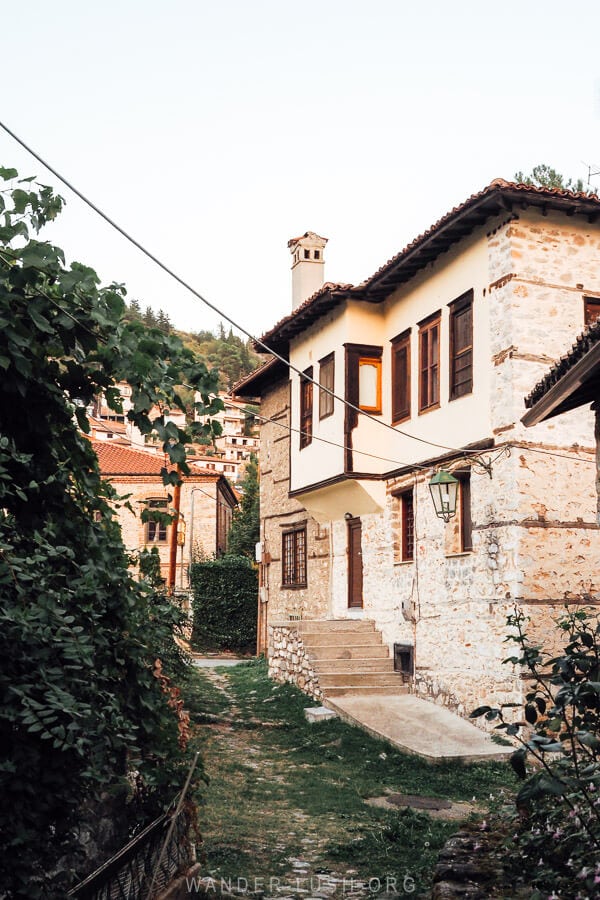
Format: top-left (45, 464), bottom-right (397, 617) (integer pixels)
top-left (182, 659), bottom-right (517, 897)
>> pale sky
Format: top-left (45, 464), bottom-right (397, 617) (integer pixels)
top-left (4, 1), bottom-right (600, 340)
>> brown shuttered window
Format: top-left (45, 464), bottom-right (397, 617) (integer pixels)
top-left (319, 353), bottom-right (335, 419)
top-left (282, 527), bottom-right (307, 587)
top-left (584, 296), bottom-right (600, 326)
top-left (401, 490), bottom-right (414, 561)
top-left (299, 367), bottom-right (313, 449)
top-left (419, 313), bottom-right (440, 412)
top-left (450, 291), bottom-right (473, 400)
top-left (391, 330), bottom-right (411, 424)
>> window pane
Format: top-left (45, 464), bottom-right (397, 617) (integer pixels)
top-left (359, 362), bottom-right (378, 409)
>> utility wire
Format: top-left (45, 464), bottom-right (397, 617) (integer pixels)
top-left (0, 119), bottom-right (478, 458)
top-left (2, 123), bottom-right (596, 473)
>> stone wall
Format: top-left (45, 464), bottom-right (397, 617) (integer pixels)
top-left (268, 623), bottom-right (323, 700)
top-left (255, 204), bottom-right (600, 724)
top-left (259, 376), bottom-right (331, 624)
top-left (106, 474), bottom-right (229, 585)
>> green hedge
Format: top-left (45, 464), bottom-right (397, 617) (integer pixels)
top-left (190, 556), bottom-right (257, 653)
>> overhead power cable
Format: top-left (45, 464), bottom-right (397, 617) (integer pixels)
top-left (0, 119), bottom-right (478, 459)
top-left (2, 122), bottom-right (596, 474)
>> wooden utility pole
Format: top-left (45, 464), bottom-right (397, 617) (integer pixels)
top-left (167, 473), bottom-right (182, 595)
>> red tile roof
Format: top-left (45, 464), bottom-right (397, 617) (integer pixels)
top-left (93, 441), bottom-right (215, 477)
top-left (260, 179), bottom-right (600, 354)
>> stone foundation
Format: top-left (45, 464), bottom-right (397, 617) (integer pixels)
top-left (268, 623), bottom-right (323, 701)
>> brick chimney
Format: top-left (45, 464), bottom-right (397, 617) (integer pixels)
top-left (288, 231), bottom-right (327, 310)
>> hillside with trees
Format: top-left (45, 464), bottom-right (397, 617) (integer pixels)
top-left (125, 302), bottom-right (262, 391)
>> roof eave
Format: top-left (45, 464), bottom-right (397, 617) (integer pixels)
top-left (522, 342), bottom-right (600, 426)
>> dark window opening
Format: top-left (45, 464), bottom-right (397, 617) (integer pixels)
top-left (450, 291), bottom-right (473, 400)
top-left (584, 296), bottom-right (600, 326)
top-left (458, 471), bottom-right (472, 552)
top-left (304, 249), bottom-right (310, 259)
top-left (314, 250), bottom-right (320, 260)
top-left (146, 498), bottom-right (168, 543)
top-left (394, 643), bottom-right (414, 681)
top-left (401, 490), bottom-right (415, 561)
top-left (282, 527), bottom-right (307, 587)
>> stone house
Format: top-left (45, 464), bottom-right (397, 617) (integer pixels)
top-left (234, 180), bottom-right (600, 720)
top-left (94, 441), bottom-right (237, 586)
top-left (523, 315), bottom-right (600, 523)
top-left (195, 390), bottom-right (260, 483)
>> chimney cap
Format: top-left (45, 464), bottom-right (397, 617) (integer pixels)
top-left (287, 231), bottom-right (328, 250)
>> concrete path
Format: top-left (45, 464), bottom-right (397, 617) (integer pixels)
top-left (325, 693), bottom-right (513, 763)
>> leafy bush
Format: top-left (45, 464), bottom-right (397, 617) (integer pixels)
top-left (472, 607), bottom-right (600, 898)
top-left (0, 168), bottom-right (221, 897)
top-left (190, 556), bottom-right (257, 653)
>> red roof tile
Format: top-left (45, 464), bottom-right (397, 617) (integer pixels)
top-left (93, 441), bottom-right (215, 477)
top-left (260, 180), bottom-right (600, 354)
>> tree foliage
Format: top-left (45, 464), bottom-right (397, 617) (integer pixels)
top-left (514, 163), bottom-right (590, 194)
top-left (180, 324), bottom-right (261, 390)
top-left (471, 607), bottom-right (600, 897)
top-left (190, 556), bottom-right (257, 653)
top-left (227, 454), bottom-right (260, 558)
top-left (0, 167), bottom-right (222, 897)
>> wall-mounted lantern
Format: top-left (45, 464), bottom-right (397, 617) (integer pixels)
top-left (428, 469), bottom-right (459, 522)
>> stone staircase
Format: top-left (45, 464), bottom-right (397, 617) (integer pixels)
top-left (296, 618), bottom-right (409, 698)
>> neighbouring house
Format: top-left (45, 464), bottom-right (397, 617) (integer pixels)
top-left (93, 441), bottom-right (237, 586)
top-left (523, 316), bottom-right (600, 523)
top-left (234, 180), bottom-right (600, 720)
top-left (195, 390), bottom-right (260, 482)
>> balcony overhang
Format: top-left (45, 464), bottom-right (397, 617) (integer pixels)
top-left (291, 477), bottom-right (386, 524)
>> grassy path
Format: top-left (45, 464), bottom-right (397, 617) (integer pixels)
top-left (182, 660), bottom-right (515, 898)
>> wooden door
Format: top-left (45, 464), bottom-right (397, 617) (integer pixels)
top-left (347, 517), bottom-right (363, 608)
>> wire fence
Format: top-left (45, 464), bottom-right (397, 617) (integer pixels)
top-left (68, 808), bottom-right (194, 900)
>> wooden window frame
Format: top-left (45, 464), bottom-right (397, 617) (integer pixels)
top-left (299, 367), bottom-right (313, 449)
top-left (282, 526), bottom-right (307, 588)
top-left (318, 352), bottom-right (335, 420)
top-left (358, 356), bottom-right (382, 413)
top-left (391, 329), bottom-right (411, 424)
top-left (418, 312), bottom-right (441, 413)
top-left (584, 296), bottom-right (600, 327)
top-left (145, 498), bottom-right (168, 544)
top-left (449, 291), bottom-right (474, 401)
top-left (400, 489), bottom-right (415, 561)
top-left (457, 471), bottom-right (473, 552)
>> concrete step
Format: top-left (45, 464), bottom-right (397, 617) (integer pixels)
top-left (297, 619), bottom-right (376, 634)
top-left (311, 658), bottom-right (395, 674)
top-left (300, 631), bottom-right (384, 647)
top-left (326, 694), bottom-right (515, 763)
top-left (319, 672), bottom-right (405, 688)
top-left (324, 684), bottom-right (411, 697)
top-left (307, 644), bottom-right (390, 660)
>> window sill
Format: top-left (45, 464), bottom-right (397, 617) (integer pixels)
top-left (418, 403), bottom-right (441, 416)
top-left (444, 551), bottom-right (473, 559)
top-left (394, 559), bottom-right (414, 566)
top-left (281, 584), bottom-right (307, 590)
